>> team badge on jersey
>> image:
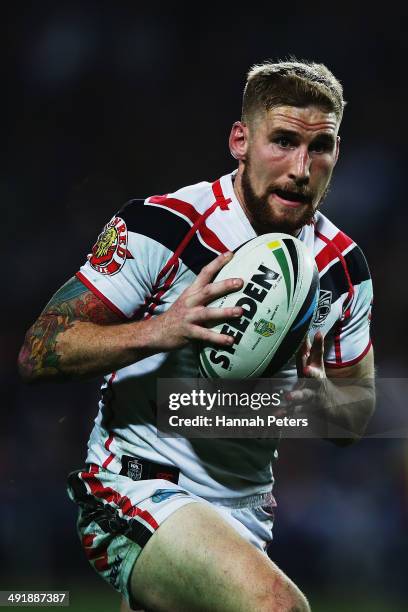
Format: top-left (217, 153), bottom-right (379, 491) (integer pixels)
top-left (312, 289), bottom-right (332, 326)
top-left (89, 216), bottom-right (134, 275)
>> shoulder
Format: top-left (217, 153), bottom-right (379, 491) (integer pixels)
top-left (300, 212), bottom-right (372, 310)
top-left (115, 179), bottom-right (214, 251)
top-left (311, 211), bottom-right (370, 284)
top-left (119, 178), bottom-right (214, 228)
top-left (110, 177), bottom-right (230, 275)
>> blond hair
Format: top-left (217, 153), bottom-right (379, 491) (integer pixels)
top-left (242, 58), bottom-right (346, 125)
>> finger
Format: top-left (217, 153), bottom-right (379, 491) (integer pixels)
top-left (189, 325), bottom-right (236, 347)
top-left (190, 252), bottom-right (234, 289)
top-left (308, 332), bottom-right (324, 368)
top-left (287, 388), bottom-right (316, 403)
top-left (303, 364), bottom-right (326, 380)
top-left (186, 277), bottom-right (244, 307)
top-left (187, 305), bottom-right (244, 324)
top-left (296, 334), bottom-right (311, 377)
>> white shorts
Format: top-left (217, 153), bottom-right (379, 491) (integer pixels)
top-left (67, 463), bottom-right (275, 606)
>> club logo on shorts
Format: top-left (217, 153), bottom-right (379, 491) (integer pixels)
top-left (313, 289), bottom-right (332, 326)
top-left (89, 216), bottom-right (134, 275)
top-left (128, 459), bottom-right (143, 481)
top-left (152, 489), bottom-right (190, 503)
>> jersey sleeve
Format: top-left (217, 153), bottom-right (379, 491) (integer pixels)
top-left (76, 200), bottom-right (174, 320)
top-left (324, 246), bottom-right (373, 368)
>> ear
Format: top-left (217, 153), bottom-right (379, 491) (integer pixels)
top-left (229, 121), bottom-right (248, 161)
top-left (334, 135), bottom-right (340, 165)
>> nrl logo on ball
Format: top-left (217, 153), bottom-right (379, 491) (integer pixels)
top-left (254, 319), bottom-right (276, 337)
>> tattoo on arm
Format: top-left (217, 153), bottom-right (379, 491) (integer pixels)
top-left (19, 277), bottom-right (121, 381)
top-left (19, 314), bottom-right (76, 380)
top-left (42, 277), bottom-right (122, 324)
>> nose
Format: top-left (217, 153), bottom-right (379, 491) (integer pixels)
top-left (288, 147), bottom-right (311, 186)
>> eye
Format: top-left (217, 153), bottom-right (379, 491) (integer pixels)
top-left (310, 140), bottom-right (333, 154)
top-left (275, 136), bottom-right (293, 148)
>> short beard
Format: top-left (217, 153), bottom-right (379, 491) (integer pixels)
top-left (240, 158), bottom-right (330, 235)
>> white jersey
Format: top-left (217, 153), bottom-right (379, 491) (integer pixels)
top-left (76, 172), bottom-right (373, 502)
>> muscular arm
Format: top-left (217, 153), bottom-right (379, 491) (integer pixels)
top-left (325, 345), bottom-right (375, 440)
top-left (17, 276), bottom-right (155, 382)
top-left (18, 253), bottom-right (244, 383)
top-left (294, 335), bottom-right (375, 444)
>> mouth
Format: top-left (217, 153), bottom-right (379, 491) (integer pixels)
top-left (271, 189), bottom-right (311, 208)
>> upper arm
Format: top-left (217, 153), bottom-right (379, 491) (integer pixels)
top-left (327, 345), bottom-right (374, 380)
top-left (324, 244), bottom-right (373, 370)
top-left (18, 276), bottom-right (123, 383)
top-left (74, 204), bottom-right (180, 320)
top-left (41, 276), bottom-right (123, 325)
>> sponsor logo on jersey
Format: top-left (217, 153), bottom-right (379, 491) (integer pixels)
top-left (254, 319), bottom-right (276, 337)
top-left (207, 264), bottom-right (276, 371)
top-left (89, 216), bottom-right (134, 275)
top-left (109, 555), bottom-right (122, 588)
top-left (312, 289), bottom-right (332, 326)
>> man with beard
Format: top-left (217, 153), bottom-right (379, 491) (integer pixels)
top-left (19, 59), bottom-right (375, 611)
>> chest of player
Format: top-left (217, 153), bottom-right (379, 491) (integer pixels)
top-left (146, 266), bottom-right (197, 317)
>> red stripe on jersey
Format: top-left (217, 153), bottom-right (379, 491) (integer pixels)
top-left (315, 229), bottom-right (354, 311)
top-left (211, 178), bottom-right (231, 209)
top-left (315, 229), bottom-right (355, 365)
top-left (145, 260), bottom-right (179, 319)
top-left (315, 230), bottom-right (354, 272)
top-left (102, 432), bottom-right (115, 469)
top-left (82, 532), bottom-right (109, 571)
top-left (101, 373), bottom-right (117, 468)
top-left (76, 272), bottom-right (127, 320)
top-left (94, 558), bottom-right (109, 572)
top-left (104, 433), bottom-right (113, 452)
top-left (149, 195), bottom-right (200, 223)
top-left (102, 453), bottom-right (115, 469)
top-left (85, 543), bottom-right (109, 561)
top-left (149, 185), bottom-right (229, 257)
top-left (325, 340), bottom-right (372, 368)
top-left (131, 295), bottom-right (152, 320)
top-left (81, 466), bottom-right (159, 531)
top-left (82, 533), bottom-right (96, 548)
top-left (144, 180), bottom-right (231, 318)
top-left (334, 323), bottom-right (343, 364)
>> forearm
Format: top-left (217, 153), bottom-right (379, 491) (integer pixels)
top-left (322, 377), bottom-right (376, 441)
top-left (18, 254), bottom-right (243, 384)
top-left (18, 315), bottom-right (162, 383)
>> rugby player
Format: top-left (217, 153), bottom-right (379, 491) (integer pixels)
top-left (18, 59), bottom-right (375, 612)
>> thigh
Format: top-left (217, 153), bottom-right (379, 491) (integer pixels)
top-left (68, 465), bottom-right (201, 608)
top-left (130, 502), bottom-right (308, 612)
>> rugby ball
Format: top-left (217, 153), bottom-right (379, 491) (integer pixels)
top-left (199, 233), bottom-right (319, 378)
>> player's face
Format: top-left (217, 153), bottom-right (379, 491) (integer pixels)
top-left (237, 105), bottom-right (339, 234)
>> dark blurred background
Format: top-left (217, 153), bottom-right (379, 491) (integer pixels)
top-left (3, 2), bottom-right (408, 611)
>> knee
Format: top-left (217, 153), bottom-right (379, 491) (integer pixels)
top-left (258, 582), bottom-right (311, 612)
top-left (288, 591), bottom-right (311, 612)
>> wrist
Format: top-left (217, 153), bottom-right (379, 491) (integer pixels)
top-left (129, 315), bottom-right (168, 359)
